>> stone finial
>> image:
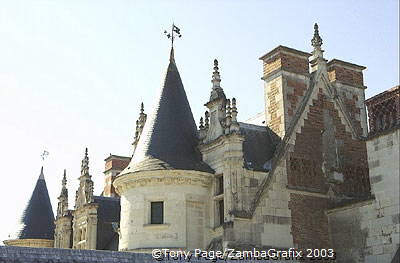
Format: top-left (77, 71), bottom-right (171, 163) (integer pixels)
top-left (231, 98), bottom-right (237, 119)
top-left (204, 111), bottom-right (210, 129)
top-left (133, 103), bottom-right (147, 149)
top-left (310, 23), bottom-right (326, 72)
top-left (199, 117), bottom-right (204, 129)
top-left (209, 59), bottom-right (226, 102)
top-left (80, 148), bottom-right (89, 177)
top-left (140, 102), bottom-right (144, 114)
top-left (199, 117), bottom-right (206, 140)
top-left (311, 23), bottom-right (323, 49)
top-left (230, 98), bottom-right (240, 132)
top-left (225, 99), bottom-right (232, 134)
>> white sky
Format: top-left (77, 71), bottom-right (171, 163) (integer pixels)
top-left (0, 0), bottom-right (398, 244)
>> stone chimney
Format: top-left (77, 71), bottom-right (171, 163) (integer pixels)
top-left (259, 45), bottom-right (311, 137)
top-left (103, 155), bottom-right (130, 197)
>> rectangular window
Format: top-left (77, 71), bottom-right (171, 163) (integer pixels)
top-left (218, 199), bottom-right (224, 225)
top-left (151, 201), bottom-right (164, 224)
top-left (216, 176), bottom-right (224, 195)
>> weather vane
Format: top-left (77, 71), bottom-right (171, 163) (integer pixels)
top-left (41, 150), bottom-right (49, 161)
top-left (164, 23), bottom-right (182, 47)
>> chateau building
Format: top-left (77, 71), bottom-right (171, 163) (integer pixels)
top-left (3, 24), bottom-right (399, 262)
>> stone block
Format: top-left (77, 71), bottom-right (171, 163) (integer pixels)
top-left (372, 245), bottom-right (384, 255)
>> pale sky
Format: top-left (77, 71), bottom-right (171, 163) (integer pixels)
top-left (0, 0), bottom-right (398, 244)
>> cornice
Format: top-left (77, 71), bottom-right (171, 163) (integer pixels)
top-left (114, 170), bottom-right (213, 195)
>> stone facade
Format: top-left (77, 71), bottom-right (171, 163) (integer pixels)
top-left (327, 86), bottom-right (399, 262)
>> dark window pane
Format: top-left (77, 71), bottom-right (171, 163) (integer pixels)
top-left (218, 200), bottom-right (224, 225)
top-left (217, 176), bottom-right (224, 195)
top-left (151, 202), bottom-right (164, 224)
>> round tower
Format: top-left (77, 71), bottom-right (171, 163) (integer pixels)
top-left (3, 167), bottom-right (55, 248)
top-left (114, 48), bottom-right (214, 252)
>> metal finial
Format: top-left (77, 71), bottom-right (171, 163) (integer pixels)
top-left (140, 102), bottom-right (144, 113)
top-left (311, 23), bottom-right (323, 48)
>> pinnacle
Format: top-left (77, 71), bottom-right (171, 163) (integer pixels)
top-left (311, 23), bottom-right (323, 49)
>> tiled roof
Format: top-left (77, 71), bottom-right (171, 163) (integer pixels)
top-left (123, 50), bottom-right (213, 174)
top-left (239, 122), bottom-right (278, 172)
top-left (17, 167), bottom-right (55, 240)
top-left (93, 196), bottom-right (120, 250)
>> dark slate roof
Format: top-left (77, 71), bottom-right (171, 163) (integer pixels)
top-left (17, 167), bottom-right (55, 240)
top-left (239, 122), bottom-right (278, 172)
top-left (124, 49), bottom-right (214, 174)
top-left (93, 196), bottom-right (120, 250)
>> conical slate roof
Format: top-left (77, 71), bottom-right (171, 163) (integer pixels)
top-left (17, 167), bottom-right (55, 240)
top-left (124, 49), bottom-right (213, 174)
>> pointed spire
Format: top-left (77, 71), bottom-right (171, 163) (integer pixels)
top-left (121, 49), bottom-right (213, 174)
top-left (39, 166), bottom-right (44, 180)
top-left (209, 59), bottom-right (226, 102)
top-left (16, 168), bottom-right (55, 240)
top-left (62, 169), bottom-right (67, 188)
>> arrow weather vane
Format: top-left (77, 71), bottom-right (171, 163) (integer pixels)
top-left (164, 23), bottom-right (182, 48)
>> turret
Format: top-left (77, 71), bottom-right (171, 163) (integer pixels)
top-left (4, 167), bottom-right (55, 248)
